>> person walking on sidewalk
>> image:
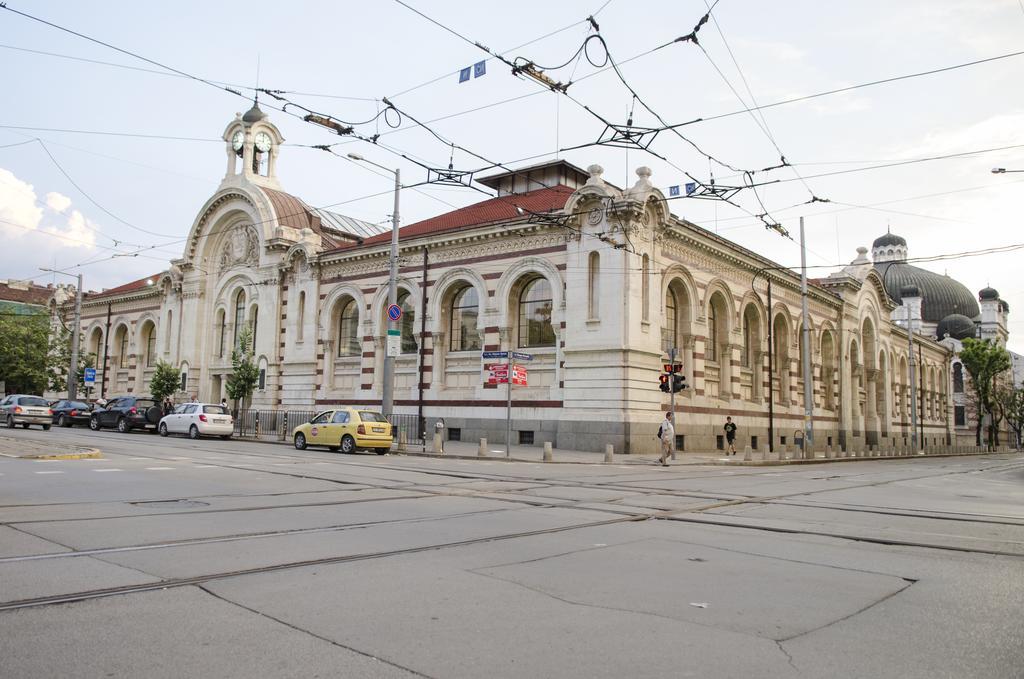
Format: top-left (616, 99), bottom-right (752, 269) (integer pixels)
top-left (657, 411), bottom-right (675, 466)
top-left (724, 416), bottom-right (737, 455)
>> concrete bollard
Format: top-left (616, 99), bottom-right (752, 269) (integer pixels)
top-left (543, 441), bottom-right (553, 462)
top-left (743, 445), bottom-right (752, 462)
top-left (397, 429), bottom-right (408, 453)
top-left (825, 445), bottom-right (833, 459)
top-left (478, 438), bottom-right (487, 457)
top-left (762, 444), bottom-right (770, 461)
top-left (604, 444), bottom-right (614, 463)
top-left (433, 432), bottom-right (444, 454)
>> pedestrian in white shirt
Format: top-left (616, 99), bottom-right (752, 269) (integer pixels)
top-left (657, 411), bottom-right (675, 467)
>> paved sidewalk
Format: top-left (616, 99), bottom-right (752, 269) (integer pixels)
top-left (397, 438), bottom-right (726, 465)
top-left (0, 432), bottom-right (101, 459)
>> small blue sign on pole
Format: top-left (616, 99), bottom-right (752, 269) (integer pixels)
top-left (511, 351), bottom-right (533, 362)
top-left (387, 304), bottom-right (403, 322)
top-left (474, 60), bottom-right (486, 78)
top-left (669, 185), bottom-right (680, 197)
top-left (83, 368), bottom-right (96, 384)
top-left (685, 182), bottom-right (697, 195)
top-left (458, 67), bottom-right (471, 83)
top-left (482, 351), bottom-right (508, 360)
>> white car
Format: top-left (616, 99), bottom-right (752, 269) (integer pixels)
top-left (158, 403), bottom-right (234, 439)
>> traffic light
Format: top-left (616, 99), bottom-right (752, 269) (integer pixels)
top-left (659, 374), bottom-right (670, 393)
top-left (672, 374), bottom-right (688, 393)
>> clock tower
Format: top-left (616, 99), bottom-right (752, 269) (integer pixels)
top-left (222, 100), bottom-right (284, 188)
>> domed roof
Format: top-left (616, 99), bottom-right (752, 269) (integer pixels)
top-left (873, 232), bottom-right (907, 249)
top-left (936, 314), bottom-right (976, 341)
top-left (875, 261), bottom-right (980, 323)
top-left (979, 286), bottom-right (999, 301)
top-left (242, 103), bottom-right (266, 123)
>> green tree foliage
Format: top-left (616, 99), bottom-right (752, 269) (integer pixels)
top-left (0, 312), bottom-right (50, 394)
top-left (149, 360), bottom-right (181, 403)
top-left (994, 382), bottom-right (1024, 450)
top-left (959, 338), bottom-right (1012, 448)
top-left (225, 325), bottom-right (259, 410)
top-left (47, 325), bottom-right (94, 393)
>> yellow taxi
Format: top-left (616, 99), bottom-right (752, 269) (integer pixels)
top-left (292, 408), bottom-right (393, 454)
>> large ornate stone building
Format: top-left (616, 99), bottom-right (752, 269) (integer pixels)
top-left (68, 107), bottom-right (980, 454)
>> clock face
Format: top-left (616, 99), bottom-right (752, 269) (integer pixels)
top-left (231, 130), bottom-right (244, 152)
top-left (254, 132), bottom-right (272, 152)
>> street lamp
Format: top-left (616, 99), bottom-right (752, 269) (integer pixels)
top-left (40, 267), bottom-right (83, 400)
top-left (348, 152), bottom-right (401, 416)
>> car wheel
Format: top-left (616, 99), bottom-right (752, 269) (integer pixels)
top-left (58, 414), bottom-right (68, 428)
top-left (5, 416), bottom-right (13, 429)
top-left (294, 433), bottom-right (307, 450)
top-left (219, 435), bottom-right (231, 440)
top-left (89, 416), bottom-right (100, 431)
top-left (376, 448), bottom-right (388, 455)
top-left (340, 435), bottom-right (356, 454)
top-left (42, 424), bottom-right (50, 431)
top-left (159, 422), bottom-right (168, 437)
top-left (116, 417), bottom-right (130, 433)
top-left (189, 425), bottom-right (200, 440)
top-left (22, 423), bottom-right (29, 429)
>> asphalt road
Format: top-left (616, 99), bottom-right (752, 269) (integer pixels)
top-left (1, 426), bottom-right (1022, 678)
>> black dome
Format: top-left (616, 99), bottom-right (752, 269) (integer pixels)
top-left (936, 314), bottom-right (976, 341)
top-left (875, 262), bottom-right (980, 323)
top-left (242, 103), bottom-right (266, 123)
top-left (873, 232), bottom-right (907, 249)
top-left (979, 286), bottom-right (999, 301)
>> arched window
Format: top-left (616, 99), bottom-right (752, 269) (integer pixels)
top-left (233, 290), bottom-right (246, 347)
top-left (742, 306), bottom-right (759, 368)
top-left (144, 323), bottom-right (156, 367)
top-left (337, 299), bottom-right (360, 357)
top-left (216, 309), bottom-right (226, 358)
top-left (165, 310), bottom-right (172, 346)
top-left (518, 277), bottom-right (555, 347)
top-left (707, 302), bottom-right (719, 362)
top-left (587, 251), bottom-right (600, 320)
top-left (250, 304), bottom-right (259, 346)
top-left (641, 255), bottom-right (650, 322)
top-left (449, 285), bottom-right (480, 352)
top-left (397, 290), bottom-right (417, 353)
top-left (953, 362), bottom-right (964, 393)
top-left (117, 326), bottom-right (129, 368)
top-left (664, 288), bottom-right (678, 354)
top-left (297, 291), bottom-right (306, 342)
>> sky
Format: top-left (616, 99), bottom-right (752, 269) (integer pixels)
top-left (2, 0), bottom-right (1024, 350)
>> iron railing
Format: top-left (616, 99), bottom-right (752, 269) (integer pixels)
top-left (228, 408), bottom-right (425, 449)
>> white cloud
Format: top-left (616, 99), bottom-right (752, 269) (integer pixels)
top-left (0, 168), bottom-right (44, 236)
top-left (63, 210), bottom-right (98, 248)
top-left (45, 191), bottom-right (72, 213)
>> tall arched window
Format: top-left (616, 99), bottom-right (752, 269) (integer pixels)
top-left (250, 304), bottom-right (259, 346)
top-left (233, 290), bottom-right (246, 347)
top-left (587, 251), bottom-right (600, 320)
top-left (397, 290), bottom-right (416, 353)
top-left (742, 305), bottom-right (759, 368)
top-left (165, 310), bottom-right (172, 346)
top-left (707, 302), bottom-right (719, 362)
top-left (296, 291), bottom-right (306, 342)
top-left (953, 362), bottom-right (964, 393)
top-left (663, 289), bottom-right (678, 354)
top-left (144, 323), bottom-right (156, 367)
top-left (641, 254), bottom-right (650, 322)
top-left (117, 326), bottom-right (129, 368)
top-left (337, 299), bottom-right (360, 357)
top-left (216, 309), bottom-right (226, 358)
top-left (518, 277), bottom-right (555, 347)
top-left (450, 285), bottom-right (480, 352)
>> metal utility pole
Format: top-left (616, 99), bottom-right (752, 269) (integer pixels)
top-left (669, 346), bottom-right (677, 460)
top-left (799, 217), bottom-right (813, 457)
top-left (41, 268), bottom-right (82, 399)
top-left (348, 154), bottom-right (400, 416)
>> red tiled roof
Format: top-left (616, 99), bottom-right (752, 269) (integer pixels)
top-left (330, 185), bottom-right (575, 252)
top-left (0, 281), bottom-right (53, 306)
top-left (86, 272), bottom-right (165, 300)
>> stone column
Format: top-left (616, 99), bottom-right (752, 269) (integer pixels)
top-left (323, 339), bottom-right (335, 390)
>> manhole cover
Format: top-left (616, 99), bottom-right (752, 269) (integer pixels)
top-left (130, 499), bottom-right (210, 508)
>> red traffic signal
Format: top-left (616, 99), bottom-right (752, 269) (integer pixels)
top-left (663, 363), bottom-right (684, 374)
top-left (659, 374), bottom-right (670, 393)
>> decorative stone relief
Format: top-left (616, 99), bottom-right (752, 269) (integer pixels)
top-left (219, 225), bottom-right (259, 270)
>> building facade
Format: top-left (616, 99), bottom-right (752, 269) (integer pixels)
top-left (65, 108), bottom-right (968, 454)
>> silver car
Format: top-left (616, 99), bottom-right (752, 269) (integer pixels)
top-left (0, 394), bottom-right (53, 430)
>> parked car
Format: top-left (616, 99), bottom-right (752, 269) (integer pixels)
top-left (50, 400), bottom-right (93, 428)
top-left (0, 394), bottom-right (53, 430)
top-left (89, 396), bottom-right (162, 433)
top-left (159, 403), bottom-right (233, 440)
top-left (292, 408), bottom-right (392, 454)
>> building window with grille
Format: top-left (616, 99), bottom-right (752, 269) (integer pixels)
top-left (953, 362), bottom-right (964, 393)
top-left (233, 290), bottom-right (246, 348)
top-left (337, 298), bottom-right (360, 357)
top-left (518, 277), bottom-right (555, 348)
top-left (954, 405), bottom-right (966, 426)
top-left (450, 285), bottom-right (480, 352)
top-left (663, 289), bottom-right (678, 354)
top-left (587, 251), bottom-right (600, 320)
top-left (397, 290), bottom-right (417, 354)
top-left (117, 328), bottom-right (128, 368)
top-left (145, 330), bottom-right (156, 367)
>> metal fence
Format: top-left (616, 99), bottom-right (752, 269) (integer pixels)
top-left (387, 413), bottom-right (425, 449)
top-left (229, 408), bottom-right (425, 448)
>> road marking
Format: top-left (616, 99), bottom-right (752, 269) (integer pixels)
top-left (35, 470), bottom-right (63, 474)
top-left (93, 469), bottom-right (122, 472)
top-left (145, 467), bottom-right (174, 471)
top-left (194, 465), bottom-right (217, 469)
top-left (169, 457), bottom-right (190, 460)
top-left (271, 463), bottom-right (292, 466)
top-left (34, 459), bottom-right (62, 463)
top-left (128, 457), bottom-right (148, 460)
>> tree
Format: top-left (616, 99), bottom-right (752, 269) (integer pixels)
top-left (149, 360), bottom-right (181, 404)
top-left (0, 312), bottom-right (50, 394)
top-left (994, 383), bottom-right (1024, 450)
top-left (225, 325), bottom-right (259, 411)
top-left (959, 338), bottom-right (1011, 449)
top-left (46, 324), bottom-right (94, 394)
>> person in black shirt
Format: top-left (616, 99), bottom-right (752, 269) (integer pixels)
top-left (724, 416), bottom-right (737, 455)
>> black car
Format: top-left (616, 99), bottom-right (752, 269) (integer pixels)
top-left (51, 400), bottom-right (92, 428)
top-left (89, 396), bottom-right (162, 433)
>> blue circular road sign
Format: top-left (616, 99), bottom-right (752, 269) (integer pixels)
top-left (387, 303), bottom-right (402, 321)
